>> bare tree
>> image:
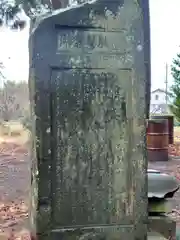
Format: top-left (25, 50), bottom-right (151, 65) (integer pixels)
top-left (0, 80), bottom-right (29, 121)
top-left (0, 61), bottom-right (5, 80)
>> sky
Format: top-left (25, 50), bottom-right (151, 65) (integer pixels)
top-left (0, 0), bottom-right (180, 91)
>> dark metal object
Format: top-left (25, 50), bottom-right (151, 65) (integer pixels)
top-left (29, 0), bottom-right (151, 239)
top-left (147, 169), bottom-right (179, 198)
top-left (151, 115), bottom-right (174, 144)
top-left (147, 119), bottom-right (169, 162)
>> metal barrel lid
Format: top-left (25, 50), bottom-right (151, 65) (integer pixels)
top-left (148, 169), bottom-right (179, 199)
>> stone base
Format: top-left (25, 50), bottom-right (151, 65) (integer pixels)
top-left (148, 216), bottom-right (176, 239)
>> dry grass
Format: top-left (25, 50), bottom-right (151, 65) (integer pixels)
top-left (0, 121), bottom-right (29, 145)
top-left (174, 126), bottom-right (180, 143)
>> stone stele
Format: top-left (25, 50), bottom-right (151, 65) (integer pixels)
top-left (28, 0), bottom-right (151, 239)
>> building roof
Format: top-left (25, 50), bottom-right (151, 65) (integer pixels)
top-left (151, 88), bottom-right (170, 95)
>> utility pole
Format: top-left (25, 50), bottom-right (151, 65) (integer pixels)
top-left (165, 63), bottom-right (168, 112)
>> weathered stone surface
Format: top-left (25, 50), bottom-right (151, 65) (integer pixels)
top-left (29, 0), bottom-right (151, 239)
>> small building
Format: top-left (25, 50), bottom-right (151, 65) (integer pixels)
top-left (150, 88), bottom-right (170, 114)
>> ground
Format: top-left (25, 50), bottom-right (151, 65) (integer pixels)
top-left (0, 122), bottom-right (180, 239)
top-left (0, 123), bottom-right (30, 239)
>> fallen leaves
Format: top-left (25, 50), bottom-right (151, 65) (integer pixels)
top-left (0, 140), bottom-right (30, 239)
top-left (0, 200), bottom-right (28, 226)
top-left (169, 143), bottom-right (180, 157)
top-left (7, 230), bottom-right (31, 240)
top-left (0, 200), bottom-right (29, 239)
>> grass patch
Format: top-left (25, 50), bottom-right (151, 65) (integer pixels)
top-left (174, 126), bottom-right (180, 142)
top-left (0, 121), bottom-right (29, 145)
